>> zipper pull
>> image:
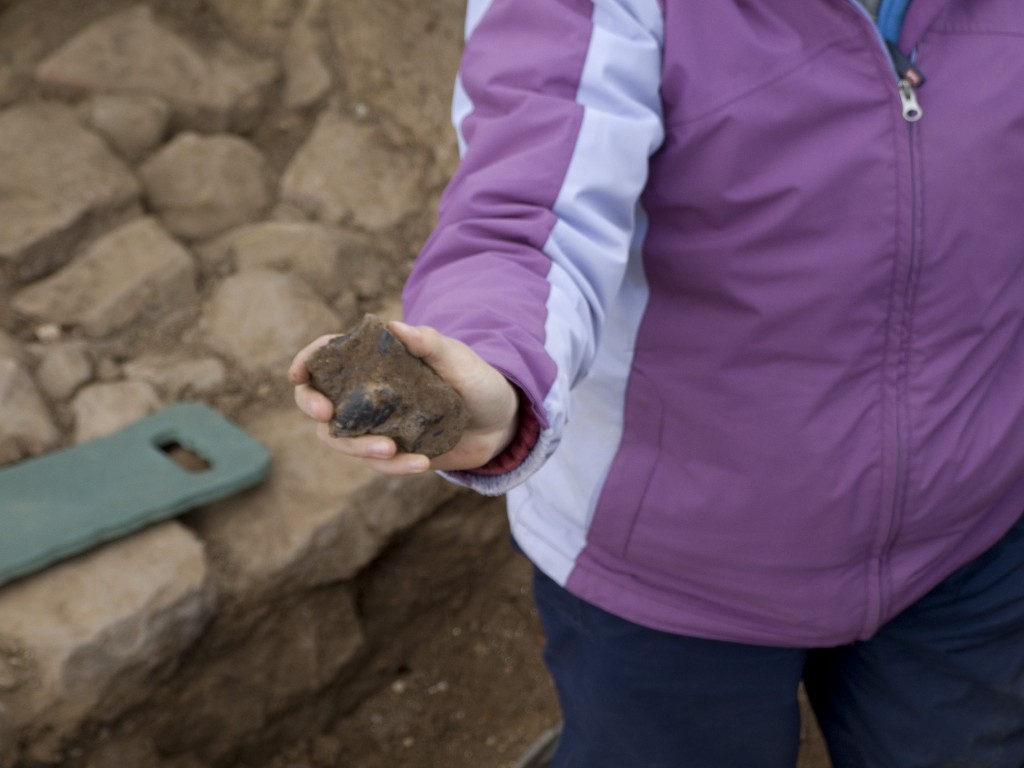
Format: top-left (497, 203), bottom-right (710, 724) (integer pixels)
top-left (898, 79), bottom-right (923, 122)
top-left (886, 41), bottom-right (925, 122)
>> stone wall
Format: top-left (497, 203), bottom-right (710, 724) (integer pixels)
top-left (0, 1), bottom-right (484, 765)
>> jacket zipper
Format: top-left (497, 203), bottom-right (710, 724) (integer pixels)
top-left (881, 122), bottom-right (920, 632)
top-left (844, 0), bottom-right (926, 636)
top-left (886, 40), bottom-right (926, 122)
top-left (845, 2), bottom-right (927, 121)
top-left (898, 80), bottom-right (923, 121)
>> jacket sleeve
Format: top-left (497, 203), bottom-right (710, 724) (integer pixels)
top-left (402, 0), bottom-right (665, 495)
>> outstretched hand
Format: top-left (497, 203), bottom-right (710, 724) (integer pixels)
top-left (289, 321), bottom-right (519, 475)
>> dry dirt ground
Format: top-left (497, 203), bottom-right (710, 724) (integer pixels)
top-left (259, 498), bottom-right (562, 768)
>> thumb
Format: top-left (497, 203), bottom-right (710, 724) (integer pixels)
top-left (386, 320), bottom-right (513, 416)
top-left (387, 320), bottom-right (470, 381)
top-left (387, 321), bottom-right (519, 461)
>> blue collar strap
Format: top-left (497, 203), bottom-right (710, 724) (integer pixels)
top-left (877, 0), bottom-right (912, 43)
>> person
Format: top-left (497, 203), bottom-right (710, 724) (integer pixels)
top-left (291, 0), bottom-right (1024, 765)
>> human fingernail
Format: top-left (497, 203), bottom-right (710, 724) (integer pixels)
top-left (368, 442), bottom-right (392, 458)
top-left (407, 456), bottom-right (430, 472)
top-left (389, 321), bottom-right (418, 339)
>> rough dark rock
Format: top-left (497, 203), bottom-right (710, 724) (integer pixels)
top-left (306, 315), bottom-right (467, 457)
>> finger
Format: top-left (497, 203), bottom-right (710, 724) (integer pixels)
top-left (387, 321), bottom-right (479, 385)
top-left (288, 334), bottom-right (340, 384)
top-left (428, 433), bottom-right (504, 473)
top-left (314, 423), bottom-right (401, 460)
top-left (294, 383), bottom-right (334, 422)
top-left (359, 453), bottom-right (432, 475)
top-left (313, 425), bottom-right (431, 474)
top-left (385, 321), bottom-right (429, 358)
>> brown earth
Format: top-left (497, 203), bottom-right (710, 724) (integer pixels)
top-left (259, 496), bottom-right (560, 768)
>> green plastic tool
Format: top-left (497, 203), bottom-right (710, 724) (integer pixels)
top-left (0, 401), bottom-right (271, 588)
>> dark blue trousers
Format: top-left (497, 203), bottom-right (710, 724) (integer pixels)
top-left (532, 514), bottom-right (1024, 768)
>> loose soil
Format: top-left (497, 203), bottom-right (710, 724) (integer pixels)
top-left (262, 499), bottom-right (562, 768)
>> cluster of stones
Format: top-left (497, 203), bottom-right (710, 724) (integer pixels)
top-left (0, 1), bottom-right (468, 765)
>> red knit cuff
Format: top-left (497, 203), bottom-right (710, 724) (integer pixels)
top-left (468, 392), bottom-right (541, 477)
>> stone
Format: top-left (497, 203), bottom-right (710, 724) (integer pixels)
top-left (191, 407), bottom-right (459, 598)
top-left (0, 703), bottom-right (11, 768)
top-left (347, 255), bottom-right (392, 301)
top-left (282, 1), bottom-right (332, 110)
top-left (0, 332), bottom-right (23, 363)
top-left (280, 112), bottom-right (423, 231)
top-left (32, 324), bottom-right (61, 344)
top-left (12, 218), bottom-right (198, 338)
top-left (71, 381), bottom-right (162, 444)
top-left (0, 63), bottom-right (17, 109)
top-left (306, 314), bottom-right (468, 457)
top-left (139, 133), bottom-right (271, 241)
top-left (0, 640), bottom-right (32, 694)
top-left (35, 342), bottom-right (93, 400)
top-left (122, 354), bottom-right (227, 399)
top-left (205, 0), bottom-right (301, 52)
top-left (0, 357), bottom-right (59, 465)
top-left (95, 357), bottom-right (122, 382)
top-left (197, 220), bottom-right (371, 301)
top-left (150, 585), bottom-right (363, 765)
top-left (0, 523), bottom-right (215, 753)
top-left (0, 102), bottom-right (139, 282)
top-left (81, 93), bottom-right (171, 162)
top-left (325, 0), bottom-right (463, 142)
top-left (201, 269), bottom-right (346, 374)
top-left (35, 6), bottom-right (279, 132)
top-left (80, 737), bottom-right (161, 768)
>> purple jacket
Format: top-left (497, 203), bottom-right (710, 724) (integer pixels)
top-left (403, 0), bottom-right (1024, 646)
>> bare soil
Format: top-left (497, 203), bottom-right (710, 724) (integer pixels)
top-left (262, 502), bottom-right (561, 768)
